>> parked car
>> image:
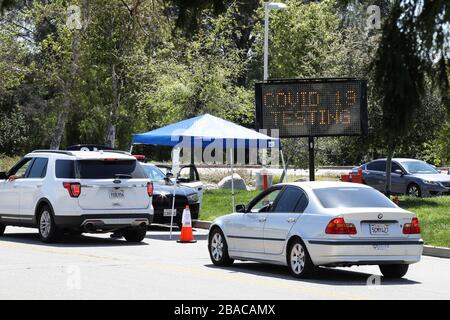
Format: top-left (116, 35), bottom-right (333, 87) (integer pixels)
top-left (0, 150), bottom-right (153, 243)
top-left (353, 158), bottom-right (450, 197)
top-left (140, 163), bottom-right (200, 228)
top-left (208, 182), bottom-right (423, 279)
top-left (157, 164), bottom-right (204, 210)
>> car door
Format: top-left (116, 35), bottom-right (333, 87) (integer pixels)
top-left (365, 161), bottom-right (386, 191)
top-left (18, 157), bottom-right (49, 218)
top-left (177, 165), bottom-right (203, 209)
top-left (263, 186), bottom-right (308, 255)
top-left (0, 157), bottom-right (33, 217)
top-left (390, 161), bottom-right (406, 194)
top-left (226, 187), bottom-right (282, 254)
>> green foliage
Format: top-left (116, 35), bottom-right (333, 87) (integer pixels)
top-left (262, 0), bottom-right (345, 79)
top-left (0, 108), bottom-right (28, 155)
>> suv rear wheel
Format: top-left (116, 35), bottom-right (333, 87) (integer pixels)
top-left (0, 223), bottom-right (5, 236)
top-left (38, 205), bottom-right (63, 243)
top-left (123, 227), bottom-right (147, 242)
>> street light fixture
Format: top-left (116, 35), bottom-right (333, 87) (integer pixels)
top-left (264, 2), bottom-right (288, 81)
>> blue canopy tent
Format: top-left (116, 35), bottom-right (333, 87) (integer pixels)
top-left (131, 114), bottom-right (285, 228)
top-left (132, 113), bottom-right (280, 149)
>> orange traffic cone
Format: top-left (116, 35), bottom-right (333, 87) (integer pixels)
top-left (177, 205), bottom-right (197, 243)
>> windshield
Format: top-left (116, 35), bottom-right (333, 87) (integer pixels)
top-left (143, 165), bottom-right (167, 181)
top-left (77, 160), bottom-right (146, 179)
top-left (401, 161), bottom-right (438, 174)
top-left (314, 187), bottom-right (397, 208)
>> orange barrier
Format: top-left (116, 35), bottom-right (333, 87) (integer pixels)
top-left (177, 205), bottom-right (197, 243)
top-left (340, 169), bottom-right (364, 184)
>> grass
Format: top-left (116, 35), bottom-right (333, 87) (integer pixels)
top-left (200, 189), bottom-right (450, 248)
top-left (398, 196), bottom-right (450, 248)
top-left (200, 189), bottom-right (260, 221)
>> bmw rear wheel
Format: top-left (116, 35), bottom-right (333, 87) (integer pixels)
top-left (379, 264), bottom-right (409, 278)
top-left (38, 205), bottom-right (63, 243)
top-left (208, 228), bottom-right (234, 266)
top-left (288, 239), bottom-right (316, 278)
top-left (406, 184), bottom-right (421, 197)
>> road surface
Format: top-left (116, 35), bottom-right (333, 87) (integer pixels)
top-left (0, 226), bottom-right (448, 299)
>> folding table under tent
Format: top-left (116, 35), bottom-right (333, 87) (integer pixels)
top-left (131, 113), bottom-right (284, 213)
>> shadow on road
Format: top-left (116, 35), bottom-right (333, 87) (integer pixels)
top-left (146, 224), bottom-right (208, 241)
top-left (0, 232), bottom-right (148, 247)
top-left (206, 262), bottom-right (421, 286)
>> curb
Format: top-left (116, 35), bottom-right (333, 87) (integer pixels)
top-left (193, 220), bottom-right (450, 259)
top-left (423, 245), bottom-right (450, 259)
top-left (193, 220), bottom-right (212, 230)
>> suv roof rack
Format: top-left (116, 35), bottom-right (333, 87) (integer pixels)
top-left (31, 150), bottom-right (74, 155)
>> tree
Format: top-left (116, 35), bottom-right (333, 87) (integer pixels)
top-left (373, 0), bottom-right (449, 195)
top-left (50, 0), bottom-right (89, 149)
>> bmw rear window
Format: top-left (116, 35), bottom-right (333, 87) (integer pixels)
top-left (77, 160), bottom-right (146, 179)
top-left (314, 187), bottom-right (397, 208)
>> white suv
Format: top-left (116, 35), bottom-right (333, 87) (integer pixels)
top-left (0, 150), bottom-right (153, 243)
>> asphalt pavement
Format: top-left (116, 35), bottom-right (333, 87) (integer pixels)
top-left (0, 226), bottom-right (449, 300)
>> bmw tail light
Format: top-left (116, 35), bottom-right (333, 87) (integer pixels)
top-left (147, 182), bottom-right (153, 197)
top-left (403, 217), bottom-right (421, 234)
top-left (325, 217), bottom-right (357, 235)
top-left (63, 182), bottom-right (81, 198)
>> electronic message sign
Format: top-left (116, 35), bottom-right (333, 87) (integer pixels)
top-left (255, 79), bottom-right (368, 137)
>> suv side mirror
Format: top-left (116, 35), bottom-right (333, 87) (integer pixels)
top-left (0, 172), bottom-right (6, 180)
top-left (394, 169), bottom-right (404, 176)
top-left (235, 204), bottom-right (246, 213)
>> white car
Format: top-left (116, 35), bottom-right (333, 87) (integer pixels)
top-left (208, 182), bottom-right (423, 279)
top-left (0, 150), bottom-right (153, 243)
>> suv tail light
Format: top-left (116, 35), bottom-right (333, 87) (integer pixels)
top-left (403, 217), bottom-right (421, 234)
top-left (63, 182), bottom-right (81, 198)
top-left (147, 182), bottom-right (153, 197)
top-left (325, 217), bottom-right (357, 235)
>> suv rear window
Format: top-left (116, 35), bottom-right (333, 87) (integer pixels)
top-left (314, 187), bottom-right (397, 208)
top-left (55, 160), bottom-right (76, 178)
top-left (78, 160), bottom-right (146, 179)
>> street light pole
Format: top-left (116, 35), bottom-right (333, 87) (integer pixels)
top-left (263, 2), bottom-right (287, 82)
top-left (264, 2), bottom-right (270, 81)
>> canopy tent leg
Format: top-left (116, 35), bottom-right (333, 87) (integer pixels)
top-left (230, 147), bottom-right (235, 211)
top-left (280, 149), bottom-right (287, 183)
top-left (169, 147), bottom-right (181, 240)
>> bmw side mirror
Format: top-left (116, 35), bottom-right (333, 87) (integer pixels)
top-left (0, 172), bottom-right (6, 180)
top-left (235, 204), bottom-right (246, 213)
top-left (394, 169), bottom-right (404, 176)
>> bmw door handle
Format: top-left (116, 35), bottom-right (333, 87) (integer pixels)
top-left (286, 218), bottom-right (296, 223)
top-left (258, 217), bottom-right (266, 222)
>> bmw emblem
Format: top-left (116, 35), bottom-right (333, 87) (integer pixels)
top-left (378, 213), bottom-right (383, 219)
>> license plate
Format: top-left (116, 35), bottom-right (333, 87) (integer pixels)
top-left (373, 244), bottom-right (389, 250)
top-left (369, 223), bottom-right (390, 235)
top-left (163, 209), bottom-right (176, 217)
top-left (110, 190), bottom-right (125, 200)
